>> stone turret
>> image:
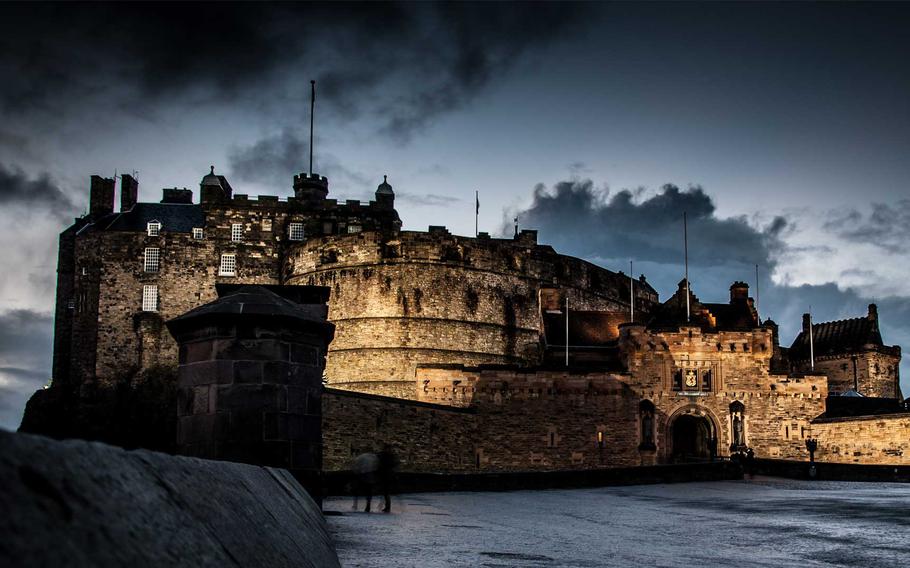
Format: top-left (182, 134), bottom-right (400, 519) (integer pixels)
top-left (166, 285), bottom-right (334, 490)
top-left (375, 175), bottom-right (394, 208)
top-left (200, 166), bottom-right (232, 203)
top-left (293, 172), bottom-right (329, 203)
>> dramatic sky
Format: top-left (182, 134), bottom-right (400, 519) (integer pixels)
top-left (2, 2), bottom-right (909, 429)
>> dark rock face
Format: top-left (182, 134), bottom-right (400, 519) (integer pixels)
top-left (0, 431), bottom-right (340, 567)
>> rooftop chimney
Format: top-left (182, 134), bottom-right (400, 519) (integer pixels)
top-left (120, 174), bottom-right (138, 212)
top-left (161, 187), bottom-right (193, 204)
top-left (730, 281), bottom-right (749, 302)
top-left (89, 175), bottom-right (115, 218)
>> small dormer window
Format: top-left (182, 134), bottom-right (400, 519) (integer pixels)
top-left (192, 228), bottom-right (204, 239)
top-left (147, 221), bottom-right (161, 237)
top-left (231, 223), bottom-right (243, 242)
top-left (347, 224), bottom-right (362, 234)
top-left (289, 222), bottom-right (305, 241)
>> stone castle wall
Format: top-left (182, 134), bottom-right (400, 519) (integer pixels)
top-left (811, 413), bottom-right (910, 464)
top-left (797, 350), bottom-right (902, 398)
top-left (322, 389), bottom-right (476, 472)
top-left (287, 229), bottom-right (656, 396)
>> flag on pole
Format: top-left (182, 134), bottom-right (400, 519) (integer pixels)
top-left (475, 191), bottom-right (479, 214)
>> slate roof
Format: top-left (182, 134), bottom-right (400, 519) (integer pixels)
top-left (79, 203), bottom-right (204, 235)
top-left (789, 316), bottom-right (883, 360)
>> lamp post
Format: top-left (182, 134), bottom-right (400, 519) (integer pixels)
top-left (805, 437), bottom-right (818, 463)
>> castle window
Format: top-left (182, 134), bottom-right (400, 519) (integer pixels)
top-left (142, 285), bottom-right (158, 312)
top-left (261, 218), bottom-right (272, 232)
top-left (147, 221), bottom-right (161, 237)
top-left (743, 343), bottom-right (749, 352)
top-left (672, 370), bottom-right (683, 391)
top-left (702, 370), bottom-right (713, 392)
top-left (231, 223), bottom-right (243, 242)
top-left (219, 254), bottom-right (236, 276)
top-left (347, 224), bottom-right (362, 234)
top-left (596, 430), bottom-right (605, 449)
top-left (143, 247), bottom-right (160, 272)
top-left (548, 430), bottom-right (557, 447)
top-left (192, 228), bottom-right (204, 239)
top-left (289, 222), bottom-right (305, 241)
top-left (729, 343), bottom-right (736, 352)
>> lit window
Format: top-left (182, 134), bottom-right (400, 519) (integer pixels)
top-left (144, 247), bottom-right (160, 272)
top-left (147, 221), bottom-right (161, 237)
top-left (142, 285), bottom-right (158, 312)
top-left (261, 218), bottom-right (272, 232)
top-left (347, 224), bottom-right (362, 234)
top-left (219, 254), bottom-right (236, 276)
top-left (231, 223), bottom-right (243, 242)
top-left (289, 222), bottom-right (305, 241)
top-left (192, 228), bottom-right (204, 239)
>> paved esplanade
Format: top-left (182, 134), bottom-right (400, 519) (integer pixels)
top-left (325, 477), bottom-right (908, 567)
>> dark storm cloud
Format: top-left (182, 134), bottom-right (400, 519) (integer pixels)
top-left (507, 179), bottom-right (787, 268)
top-left (0, 163), bottom-right (76, 216)
top-left (824, 200), bottom-right (910, 254)
top-left (0, 3), bottom-right (588, 142)
top-left (227, 129), bottom-right (372, 192)
top-left (0, 309), bottom-right (54, 364)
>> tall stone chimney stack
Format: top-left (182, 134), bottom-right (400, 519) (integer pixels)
top-left (120, 174), bottom-right (138, 212)
top-left (89, 175), bottom-right (115, 218)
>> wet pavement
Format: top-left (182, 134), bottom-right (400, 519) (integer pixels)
top-left (324, 477), bottom-right (910, 567)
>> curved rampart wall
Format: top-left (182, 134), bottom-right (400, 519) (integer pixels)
top-left (286, 230), bottom-right (656, 397)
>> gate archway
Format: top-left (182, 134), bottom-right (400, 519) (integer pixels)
top-left (668, 407), bottom-right (717, 462)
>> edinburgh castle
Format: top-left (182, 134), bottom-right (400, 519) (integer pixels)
top-left (21, 167), bottom-right (910, 474)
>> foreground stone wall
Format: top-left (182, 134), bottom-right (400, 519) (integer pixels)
top-left (812, 413), bottom-right (910, 464)
top-left (0, 431), bottom-right (339, 568)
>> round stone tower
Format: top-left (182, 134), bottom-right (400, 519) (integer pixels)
top-left (284, 229), bottom-right (658, 398)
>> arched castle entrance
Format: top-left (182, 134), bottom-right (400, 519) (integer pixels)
top-left (667, 406), bottom-right (717, 462)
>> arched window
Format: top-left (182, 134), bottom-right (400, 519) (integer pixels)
top-left (730, 401), bottom-right (746, 450)
top-left (639, 400), bottom-right (656, 450)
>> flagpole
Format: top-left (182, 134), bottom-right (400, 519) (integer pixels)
top-left (808, 307), bottom-right (815, 371)
top-left (755, 263), bottom-right (760, 323)
top-left (565, 295), bottom-right (569, 368)
top-left (684, 211), bottom-right (690, 323)
top-left (309, 80), bottom-right (316, 174)
top-left (475, 190), bottom-right (479, 237)
top-left (630, 259), bottom-right (634, 323)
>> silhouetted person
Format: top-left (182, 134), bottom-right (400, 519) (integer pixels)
top-left (351, 452), bottom-right (379, 512)
top-left (745, 448), bottom-right (755, 478)
top-left (376, 444), bottom-right (399, 513)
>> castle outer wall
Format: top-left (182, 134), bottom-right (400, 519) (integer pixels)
top-left (285, 228), bottom-right (656, 398)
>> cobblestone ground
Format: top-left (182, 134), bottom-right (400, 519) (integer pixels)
top-left (324, 477), bottom-right (910, 567)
